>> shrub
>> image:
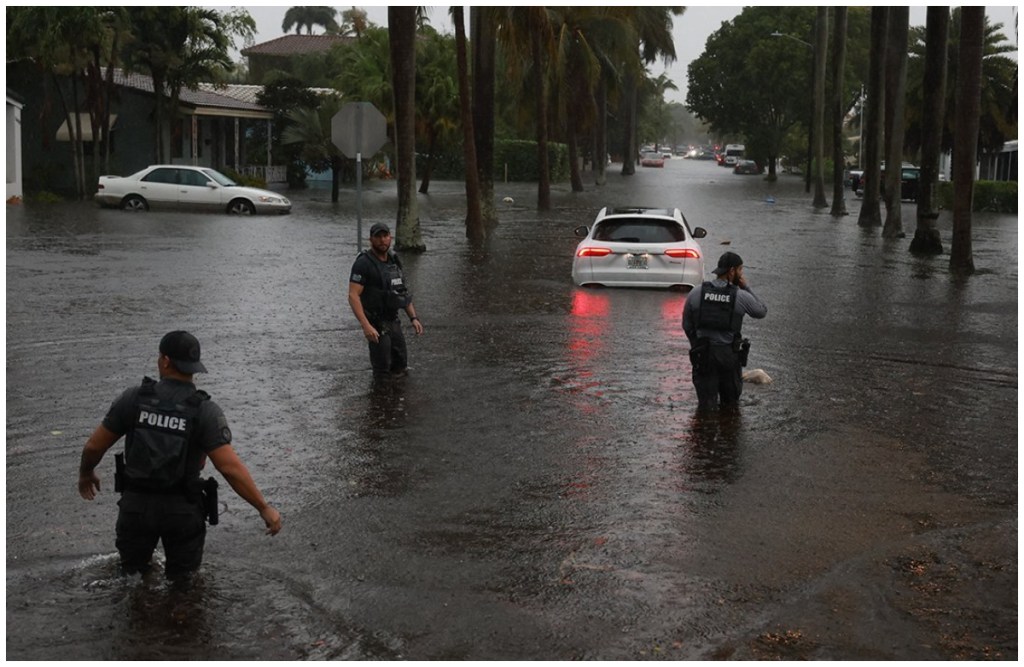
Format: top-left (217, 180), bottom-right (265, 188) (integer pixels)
top-left (493, 140), bottom-right (569, 183)
top-left (936, 180), bottom-right (1017, 213)
top-left (222, 168), bottom-right (267, 189)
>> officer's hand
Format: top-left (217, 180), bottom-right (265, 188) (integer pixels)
top-left (261, 505), bottom-right (282, 535)
top-left (411, 318), bottom-right (424, 335)
top-left (79, 473), bottom-right (101, 500)
top-left (363, 325), bottom-right (380, 344)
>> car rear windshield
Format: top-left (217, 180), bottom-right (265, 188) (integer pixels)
top-left (593, 219), bottom-right (686, 243)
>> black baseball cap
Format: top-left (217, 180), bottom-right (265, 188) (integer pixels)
top-left (159, 330), bottom-right (207, 374)
top-left (712, 251), bottom-right (744, 276)
top-left (370, 222), bottom-right (390, 237)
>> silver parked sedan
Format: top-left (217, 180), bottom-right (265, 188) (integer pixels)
top-left (571, 207), bottom-right (707, 289)
top-left (95, 165), bottom-right (291, 215)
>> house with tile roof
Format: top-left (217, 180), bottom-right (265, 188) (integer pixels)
top-left (8, 63), bottom-right (285, 195)
top-left (241, 34), bottom-right (354, 84)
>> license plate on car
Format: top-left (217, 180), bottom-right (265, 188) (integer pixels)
top-left (627, 253), bottom-right (649, 269)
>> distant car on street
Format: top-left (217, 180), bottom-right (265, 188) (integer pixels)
top-left (95, 165), bottom-right (292, 215)
top-left (733, 159), bottom-right (762, 175)
top-left (640, 152), bottom-right (666, 168)
top-left (572, 206), bottom-right (707, 289)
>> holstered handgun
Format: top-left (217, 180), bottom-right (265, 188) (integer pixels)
top-left (202, 477), bottom-right (219, 525)
top-left (735, 338), bottom-right (751, 367)
top-left (689, 338), bottom-right (711, 374)
top-left (114, 453), bottom-right (125, 493)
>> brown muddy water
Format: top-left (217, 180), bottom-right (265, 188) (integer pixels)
top-left (6, 159), bottom-right (1017, 659)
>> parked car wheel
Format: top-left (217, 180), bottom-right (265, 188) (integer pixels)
top-left (227, 199), bottom-right (255, 215)
top-left (121, 194), bottom-right (149, 212)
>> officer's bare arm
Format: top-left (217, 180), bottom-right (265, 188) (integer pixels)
top-left (208, 445), bottom-right (282, 535)
top-left (78, 425), bottom-right (121, 500)
top-left (347, 282), bottom-right (380, 343)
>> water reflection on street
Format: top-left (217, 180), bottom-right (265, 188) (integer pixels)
top-left (6, 159), bottom-right (1017, 659)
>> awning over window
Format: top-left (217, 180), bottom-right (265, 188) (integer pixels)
top-left (56, 113), bottom-right (117, 141)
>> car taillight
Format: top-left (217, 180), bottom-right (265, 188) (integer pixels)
top-left (577, 247), bottom-right (612, 257)
top-left (665, 248), bottom-right (700, 258)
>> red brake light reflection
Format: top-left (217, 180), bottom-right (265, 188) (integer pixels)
top-left (665, 248), bottom-right (700, 258)
top-left (577, 247), bottom-right (612, 258)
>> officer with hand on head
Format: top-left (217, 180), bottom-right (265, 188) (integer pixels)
top-left (78, 331), bottom-right (281, 579)
top-left (348, 223), bottom-right (424, 378)
top-left (682, 252), bottom-right (768, 410)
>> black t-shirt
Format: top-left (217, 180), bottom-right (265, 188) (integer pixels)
top-left (103, 378), bottom-right (231, 479)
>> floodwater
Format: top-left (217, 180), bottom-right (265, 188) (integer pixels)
top-left (6, 159), bottom-right (1017, 659)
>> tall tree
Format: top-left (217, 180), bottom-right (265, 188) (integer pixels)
top-left (453, 7), bottom-right (484, 244)
top-left (280, 98), bottom-right (344, 201)
top-left (498, 8), bottom-right (556, 210)
top-left (415, 27), bottom-right (458, 195)
top-left (471, 8), bottom-right (499, 232)
top-left (909, 8), bottom-right (949, 255)
top-left (857, 7), bottom-right (887, 228)
top-left (811, 7), bottom-right (829, 208)
top-left (387, 7), bottom-right (425, 252)
top-left (339, 8), bottom-right (370, 38)
top-left (881, 7), bottom-right (909, 238)
top-left (949, 8), bottom-right (985, 276)
top-left (829, 7), bottom-right (848, 217)
top-left (282, 6), bottom-right (338, 35)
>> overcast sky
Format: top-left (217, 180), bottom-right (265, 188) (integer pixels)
top-left (230, 5), bottom-right (1019, 105)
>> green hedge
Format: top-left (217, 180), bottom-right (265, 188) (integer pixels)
top-left (937, 180), bottom-right (1017, 213)
top-left (493, 139), bottom-right (569, 183)
top-left (415, 139), bottom-right (570, 183)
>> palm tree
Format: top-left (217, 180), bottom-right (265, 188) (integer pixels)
top-left (909, 7), bottom-right (949, 255)
top-left (498, 8), bottom-right (557, 210)
top-left (857, 7), bottom-right (887, 228)
top-left (882, 7), bottom-right (909, 239)
top-left (281, 98), bottom-right (344, 201)
top-left (282, 6), bottom-right (338, 35)
top-left (471, 8), bottom-right (499, 232)
top-left (415, 28), bottom-right (458, 195)
top-left (453, 7), bottom-right (484, 243)
top-left (388, 7), bottom-right (425, 252)
top-left (339, 8), bottom-right (370, 38)
top-left (811, 7), bottom-right (828, 209)
top-left (829, 7), bottom-right (848, 217)
top-left (949, 8), bottom-right (985, 276)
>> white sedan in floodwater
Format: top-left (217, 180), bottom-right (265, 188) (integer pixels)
top-left (95, 165), bottom-right (291, 215)
top-left (572, 206), bottom-right (707, 289)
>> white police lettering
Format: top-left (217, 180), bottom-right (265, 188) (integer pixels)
top-left (704, 292), bottom-right (732, 303)
top-left (137, 410), bottom-right (188, 432)
top-left (391, 278), bottom-right (403, 286)
top-left (352, 272), bottom-right (362, 282)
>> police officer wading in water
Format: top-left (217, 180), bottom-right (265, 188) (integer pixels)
top-left (78, 331), bottom-right (281, 579)
top-left (348, 223), bottom-right (424, 377)
top-left (682, 252), bottom-right (768, 410)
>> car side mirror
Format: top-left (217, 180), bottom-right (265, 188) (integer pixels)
top-left (574, 225), bottom-right (589, 238)
top-left (206, 181), bottom-right (218, 188)
top-left (692, 227), bottom-right (707, 239)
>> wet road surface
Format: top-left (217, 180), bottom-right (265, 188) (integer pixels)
top-left (6, 159), bottom-right (1017, 659)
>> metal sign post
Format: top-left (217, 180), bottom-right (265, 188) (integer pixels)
top-left (331, 102), bottom-right (388, 250)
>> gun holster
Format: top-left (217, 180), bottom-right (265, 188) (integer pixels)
top-left (735, 338), bottom-right (751, 367)
top-left (202, 477), bottom-right (219, 525)
top-left (114, 453), bottom-right (125, 493)
top-left (689, 339), bottom-right (711, 374)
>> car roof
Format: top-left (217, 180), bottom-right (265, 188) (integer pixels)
top-left (604, 206), bottom-right (677, 217)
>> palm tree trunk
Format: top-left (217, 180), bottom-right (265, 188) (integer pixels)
top-left (454, 6), bottom-right (484, 244)
top-left (532, 30), bottom-right (551, 211)
top-left (387, 7), bottom-right (425, 252)
top-left (418, 127), bottom-right (435, 194)
top-left (567, 113), bottom-right (584, 192)
top-left (910, 7), bottom-right (949, 255)
top-left (594, 78), bottom-right (607, 186)
top-left (829, 7), bottom-right (848, 217)
top-left (857, 7), bottom-right (887, 227)
top-left (882, 7), bottom-right (909, 238)
top-left (620, 72), bottom-right (637, 176)
top-left (471, 8), bottom-right (498, 232)
top-left (811, 7), bottom-right (829, 209)
top-left (949, 7), bottom-right (984, 276)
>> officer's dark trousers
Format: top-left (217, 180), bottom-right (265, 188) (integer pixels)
top-left (691, 343), bottom-right (743, 410)
top-left (368, 318), bottom-right (408, 376)
top-left (116, 491), bottom-right (206, 578)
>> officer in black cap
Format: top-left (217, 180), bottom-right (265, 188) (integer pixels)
top-left (347, 222), bottom-right (424, 377)
top-left (78, 331), bottom-right (281, 578)
top-left (682, 252), bottom-right (768, 409)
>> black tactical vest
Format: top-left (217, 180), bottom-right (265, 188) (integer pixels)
top-left (360, 251), bottom-right (410, 322)
top-left (123, 377), bottom-right (208, 492)
top-left (697, 281), bottom-right (741, 333)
